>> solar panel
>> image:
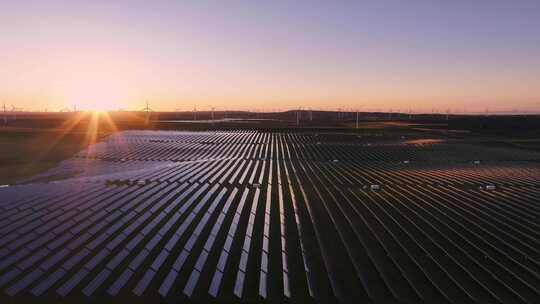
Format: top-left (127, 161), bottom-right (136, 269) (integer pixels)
top-left (1, 130), bottom-right (539, 302)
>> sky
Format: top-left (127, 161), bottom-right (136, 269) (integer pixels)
top-left (1, 0), bottom-right (540, 113)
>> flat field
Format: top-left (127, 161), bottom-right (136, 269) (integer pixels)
top-left (0, 128), bottom-right (99, 185)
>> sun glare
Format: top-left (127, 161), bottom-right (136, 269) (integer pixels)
top-left (64, 89), bottom-right (128, 112)
top-left (76, 101), bottom-right (124, 112)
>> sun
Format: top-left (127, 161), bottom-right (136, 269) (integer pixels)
top-left (75, 100), bottom-right (124, 112)
top-left (63, 88), bottom-right (129, 112)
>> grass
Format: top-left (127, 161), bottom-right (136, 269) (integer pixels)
top-left (0, 128), bottom-right (110, 184)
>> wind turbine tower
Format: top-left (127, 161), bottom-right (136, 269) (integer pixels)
top-left (142, 100), bottom-right (153, 124)
top-left (11, 105), bottom-right (20, 121)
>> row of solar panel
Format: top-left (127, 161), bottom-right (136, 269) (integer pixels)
top-left (76, 132), bottom-right (540, 163)
top-left (2, 172), bottom-right (540, 302)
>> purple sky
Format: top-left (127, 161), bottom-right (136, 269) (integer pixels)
top-left (1, 0), bottom-right (539, 112)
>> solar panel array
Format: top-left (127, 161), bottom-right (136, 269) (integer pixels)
top-left (1, 130), bottom-right (540, 303)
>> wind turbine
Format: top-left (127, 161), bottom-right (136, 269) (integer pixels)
top-left (142, 100), bottom-right (153, 112)
top-left (355, 105), bottom-right (364, 129)
top-left (142, 100), bottom-right (153, 123)
top-left (11, 104), bottom-right (23, 121)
